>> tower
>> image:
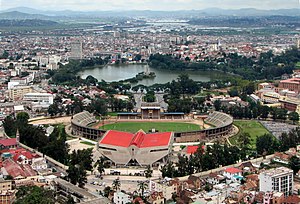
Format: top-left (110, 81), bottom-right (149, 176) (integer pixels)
top-left (16, 129), bottom-right (20, 146)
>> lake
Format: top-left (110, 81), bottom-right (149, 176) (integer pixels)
top-left (78, 64), bottom-right (225, 86)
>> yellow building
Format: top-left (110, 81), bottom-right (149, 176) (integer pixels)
top-left (8, 86), bottom-right (32, 101)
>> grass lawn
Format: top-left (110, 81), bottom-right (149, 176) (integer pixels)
top-left (296, 62), bottom-right (300, 69)
top-left (100, 122), bottom-right (201, 133)
top-left (229, 120), bottom-right (270, 148)
top-left (80, 141), bottom-right (95, 146)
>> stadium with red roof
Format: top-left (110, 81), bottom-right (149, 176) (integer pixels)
top-left (98, 130), bottom-right (174, 166)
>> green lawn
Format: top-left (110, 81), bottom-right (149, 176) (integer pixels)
top-left (296, 62), bottom-right (300, 69)
top-left (100, 122), bottom-right (201, 133)
top-left (80, 141), bottom-right (95, 146)
top-left (229, 120), bottom-right (270, 148)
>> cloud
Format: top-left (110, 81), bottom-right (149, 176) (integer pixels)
top-left (0, 0), bottom-right (299, 11)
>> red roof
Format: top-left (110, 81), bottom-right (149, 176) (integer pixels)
top-left (186, 145), bottom-right (205, 154)
top-left (225, 167), bottom-right (242, 174)
top-left (0, 138), bottom-right (17, 147)
top-left (100, 130), bottom-right (135, 147)
top-left (100, 130), bottom-right (172, 148)
top-left (3, 158), bottom-right (37, 178)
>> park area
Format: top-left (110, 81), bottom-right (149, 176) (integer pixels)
top-left (229, 120), bottom-right (270, 148)
top-left (100, 122), bottom-right (201, 133)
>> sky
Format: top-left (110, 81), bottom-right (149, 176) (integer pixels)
top-left (0, 0), bottom-right (300, 11)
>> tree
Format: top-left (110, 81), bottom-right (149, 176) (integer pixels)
top-left (144, 165), bottom-right (153, 179)
top-left (67, 164), bottom-right (87, 188)
top-left (112, 178), bottom-right (121, 191)
top-left (289, 112), bottom-right (299, 124)
top-left (289, 156), bottom-right (300, 175)
top-left (2, 116), bottom-right (17, 137)
top-left (94, 157), bottom-right (108, 176)
top-left (256, 134), bottom-right (277, 155)
top-left (237, 132), bottom-right (251, 148)
top-left (214, 100), bottom-right (221, 111)
top-left (137, 181), bottom-right (148, 198)
top-left (15, 186), bottom-right (56, 204)
top-left (16, 112), bottom-right (30, 126)
top-left (48, 103), bottom-right (61, 116)
top-left (103, 186), bottom-right (112, 197)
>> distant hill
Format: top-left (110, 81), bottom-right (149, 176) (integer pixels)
top-left (0, 7), bottom-right (299, 18)
top-left (0, 11), bottom-right (50, 20)
top-left (0, 19), bottom-right (59, 27)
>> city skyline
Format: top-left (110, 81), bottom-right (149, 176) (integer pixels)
top-left (0, 0), bottom-right (300, 11)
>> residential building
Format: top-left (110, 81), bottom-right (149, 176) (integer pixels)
top-left (223, 167), bottom-right (243, 181)
top-left (113, 191), bottom-right (131, 204)
top-left (279, 97), bottom-right (300, 114)
top-left (258, 167), bottom-right (293, 196)
top-left (279, 78), bottom-right (300, 93)
top-left (149, 180), bottom-right (177, 201)
top-left (8, 86), bottom-right (33, 101)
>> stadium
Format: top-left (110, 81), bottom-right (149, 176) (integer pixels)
top-left (71, 111), bottom-right (233, 166)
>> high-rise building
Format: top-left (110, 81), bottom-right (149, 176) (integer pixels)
top-left (70, 41), bottom-right (83, 59)
top-left (297, 39), bottom-right (300, 49)
top-left (259, 167), bottom-right (293, 196)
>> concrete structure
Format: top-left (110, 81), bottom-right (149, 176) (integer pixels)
top-left (71, 111), bottom-right (106, 140)
top-left (258, 167), bottom-right (293, 196)
top-left (113, 191), bottom-right (132, 204)
top-left (8, 86), bottom-right (32, 101)
top-left (261, 92), bottom-right (281, 104)
top-left (174, 111), bottom-right (233, 143)
top-left (279, 78), bottom-right (300, 93)
top-left (23, 93), bottom-right (54, 104)
top-left (98, 130), bottom-right (174, 166)
top-left (70, 41), bottom-right (83, 60)
top-left (279, 97), bottom-right (300, 114)
top-left (72, 111), bottom-right (233, 143)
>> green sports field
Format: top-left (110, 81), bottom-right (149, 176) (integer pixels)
top-left (100, 122), bottom-right (201, 133)
top-left (229, 120), bottom-right (270, 148)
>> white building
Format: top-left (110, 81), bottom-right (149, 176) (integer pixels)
top-left (258, 167), bottom-right (293, 196)
top-left (113, 191), bottom-right (131, 204)
top-left (223, 167), bottom-right (243, 182)
top-left (23, 93), bottom-right (54, 105)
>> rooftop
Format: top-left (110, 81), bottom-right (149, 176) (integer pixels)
top-left (99, 130), bottom-right (172, 148)
top-left (225, 167), bottom-right (242, 174)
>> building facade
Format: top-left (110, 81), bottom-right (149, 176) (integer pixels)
top-left (258, 167), bottom-right (293, 196)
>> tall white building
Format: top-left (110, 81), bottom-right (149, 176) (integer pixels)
top-left (259, 167), bottom-right (293, 196)
top-left (70, 41), bottom-right (83, 60)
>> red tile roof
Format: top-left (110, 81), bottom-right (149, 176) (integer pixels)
top-left (225, 167), bottom-right (242, 174)
top-left (186, 145), bottom-right (205, 154)
top-left (0, 138), bottom-right (17, 147)
top-left (99, 130), bottom-right (172, 148)
top-left (3, 158), bottom-right (37, 178)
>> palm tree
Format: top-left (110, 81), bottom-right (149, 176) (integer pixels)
top-left (137, 181), bottom-right (148, 198)
top-left (144, 165), bottom-right (153, 179)
top-left (112, 178), bottom-right (121, 191)
top-left (94, 157), bottom-right (106, 176)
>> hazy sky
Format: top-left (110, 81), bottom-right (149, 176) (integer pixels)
top-left (0, 0), bottom-right (300, 11)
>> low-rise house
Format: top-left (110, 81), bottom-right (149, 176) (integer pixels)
top-left (148, 192), bottom-right (164, 204)
top-left (187, 175), bottom-right (202, 189)
top-left (223, 167), bottom-right (243, 182)
top-left (113, 191), bottom-right (132, 204)
top-left (272, 152), bottom-right (291, 164)
top-left (239, 161), bottom-right (256, 173)
top-left (207, 173), bottom-right (225, 185)
top-left (31, 157), bottom-right (48, 171)
top-left (0, 138), bottom-right (17, 150)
